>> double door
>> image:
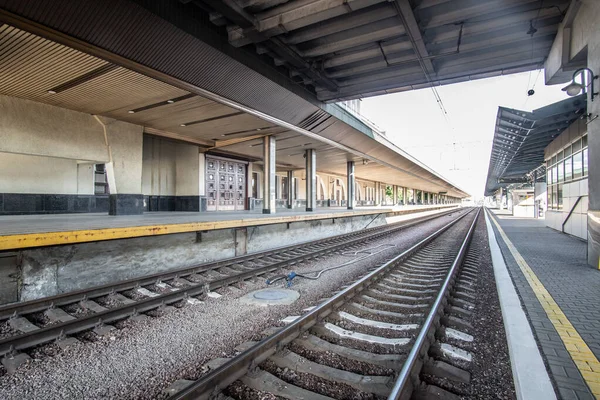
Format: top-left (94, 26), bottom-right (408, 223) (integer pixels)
top-left (206, 157), bottom-right (246, 211)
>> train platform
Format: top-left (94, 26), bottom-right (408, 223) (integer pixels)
top-left (0, 204), bottom-right (456, 251)
top-left (486, 208), bottom-right (600, 400)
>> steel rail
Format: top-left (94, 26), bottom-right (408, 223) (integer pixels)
top-left (0, 207), bottom-right (460, 321)
top-left (388, 207), bottom-right (481, 400)
top-left (0, 208), bottom-right (466, 357)
top-left (170, 208), bottom-right (476, 400)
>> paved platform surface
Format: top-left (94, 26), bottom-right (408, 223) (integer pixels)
top-left (0, 204), bottom-right (456, 251)
top-left (487, 209), bottom-right (599, 400)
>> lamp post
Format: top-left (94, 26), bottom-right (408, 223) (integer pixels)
top-left (561, 67), bottom-right (598, 101)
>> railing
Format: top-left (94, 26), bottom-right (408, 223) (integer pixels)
top-left (562, 195), bottom-right (583, 233)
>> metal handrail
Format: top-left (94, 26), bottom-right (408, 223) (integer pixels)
top-left (387, 207), bottom-right (480, 400)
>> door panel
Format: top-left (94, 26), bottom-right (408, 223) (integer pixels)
top-left (206, 157), bottom-right (246, 211)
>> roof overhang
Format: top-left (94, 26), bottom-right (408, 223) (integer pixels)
top-left (189, 0), bottom-right (569, 102)
top-left (484, 95), bottom-right (586, 196)
top-left (0, 12), bottom-right (468, 198)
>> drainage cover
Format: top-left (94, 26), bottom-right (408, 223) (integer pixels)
top-left (241, 288), bottom-right (299, 306)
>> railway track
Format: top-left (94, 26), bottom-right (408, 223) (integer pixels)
top-left (167, 207), bottom-right (481, 400)
top-left (0, 207), bottom-right (464, 365)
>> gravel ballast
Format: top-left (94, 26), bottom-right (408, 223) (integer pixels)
top-left (422, 211), bottom-right (516, 399)
top-left (0, 209), bottom-right (465, 400)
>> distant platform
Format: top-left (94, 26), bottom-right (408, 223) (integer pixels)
top-left (0, 205), bottom-right (457, 251)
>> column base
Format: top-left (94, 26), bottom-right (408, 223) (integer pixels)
top-left (262, 209), bottom-right (275, 214)
top-left (109, 194), bottom-right (144, 215)
top-left (306, 207), bottom-right (315, 212)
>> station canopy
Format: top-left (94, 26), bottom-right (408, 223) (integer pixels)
top-left (191, 0), bottom-right (571, 102)
top-left (484, 95), bottom-right (586, 196)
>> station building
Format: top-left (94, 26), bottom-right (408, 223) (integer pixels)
top-left (485, 0), bottom-right (600, 268)
top-left (1, 0), bottom-right (590, 301)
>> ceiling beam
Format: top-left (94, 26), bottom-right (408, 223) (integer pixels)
top-left (201, 0), bottom-right (339, 91)
top-left (393, 0), bottom-right (435, 76)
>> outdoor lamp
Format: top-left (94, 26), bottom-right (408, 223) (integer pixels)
top-left (561, 67), bottom-right (598, 101)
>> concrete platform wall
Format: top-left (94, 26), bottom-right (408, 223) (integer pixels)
top-left (11, 213), bottom-right (388, 302)
top-left (546, 178), bottom-right (589, 240)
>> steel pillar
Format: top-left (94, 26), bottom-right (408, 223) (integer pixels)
top-left (347, 161), bottom-right (355, 210)
top-left (287, 170), bottom-right (294, 209)
top-left (262, 136), bottom-right (276, 214)
top-left (305, 149), bottom-right (316, 212)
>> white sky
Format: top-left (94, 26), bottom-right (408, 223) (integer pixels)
top-left (359, 70), bottom-right (569, 200)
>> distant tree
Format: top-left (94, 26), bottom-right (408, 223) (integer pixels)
top-left (385, 185), bottom-right (393, 198)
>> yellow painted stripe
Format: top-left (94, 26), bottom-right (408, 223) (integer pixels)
top-left (0, 206), bottom-right (455, 251)
top-left (0, 209), bottom-right (385, 251)
top-left (487, 210), bottom-right (600, 398)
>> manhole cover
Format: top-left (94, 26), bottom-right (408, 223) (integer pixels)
top-left (241, 288), bottom-right (299, 306)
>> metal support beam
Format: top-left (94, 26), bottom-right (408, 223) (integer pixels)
top-left (393, 0), bottom-right (435, 75)
top-left (305, 149), bottom-right (316, 212)
top-left (263, 136), bottom-right (276, 214)
top-left (287, 170), bottom-right (293, 209)
top-left (347, 161), bottom-right (355, 210)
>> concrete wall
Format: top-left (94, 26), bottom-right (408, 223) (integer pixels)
top-left (17, 213), bottom-right (388, 301)
top-left (77, 164), bottom-right (95, 195)
top-left (142, 136), bottom-right (177, 196)
top-left (0, 95), bottom-right (144, 197)
top-left (0, 95), bottom-right (108, 162)
top-left (543, 0), bottom-right (600, 265)
top-left (142, 135), bottom-right (200, 197)
top-left (546, 178), bottom-right (588, 240)
top-left (0, 152), bottom-right (80, 194)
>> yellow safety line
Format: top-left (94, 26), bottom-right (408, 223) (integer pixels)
top-left (487, 210), bottom-right (600, 398)
top-left (0, 206), bottom-right (455, 251)
top-left (0, 209), bottom-right (384, 251)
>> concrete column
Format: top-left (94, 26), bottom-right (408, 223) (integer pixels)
top-left (263, 136), bottom-right (276, 214)
top-left (305, 149), bottom-right (316, 212)
top-left (403, 187), bottom-right (407, 205)
top-left (103, 119), bottom-right (144, 215)
top-left (347, 161), bottom-right (355, 210)
top-left (287, 170), bottom-right (294, 209)
top-left (375, 182), bottom-right (380, 205)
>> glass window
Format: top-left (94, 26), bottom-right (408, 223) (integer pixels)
top-left (573, 151), bottom-right (583, 178)
top-left (547, 190), bottom-right (552, 210)
top-left (552, 185), bottom-right (558, 209)
top-left (557, 162), bottom-right (564, 183)
top-left (558, 150), bottom-right (564, 161)
top-left (573, 139), bottom-right (582, 152)
top-left (547, 168), bottom-right (552, 185)
top-left (583, 148), bottom-right (588, 176)
top-left (564, 157), bottom-right (572, 181)
top-left (552, 155), bottom-right (557, 165)
top-left (582, 135), bottom-right (587, 148)
top-left (564, 145), bottom-right (572, 157)
top-left (557, 184), bottom-right (563, 210)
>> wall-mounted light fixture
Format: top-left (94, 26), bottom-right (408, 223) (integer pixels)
top-left (562, 67), bottom-right (598, 101)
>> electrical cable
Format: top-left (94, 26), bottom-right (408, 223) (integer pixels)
top-left (265, 244), bottom-right (396, 287)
